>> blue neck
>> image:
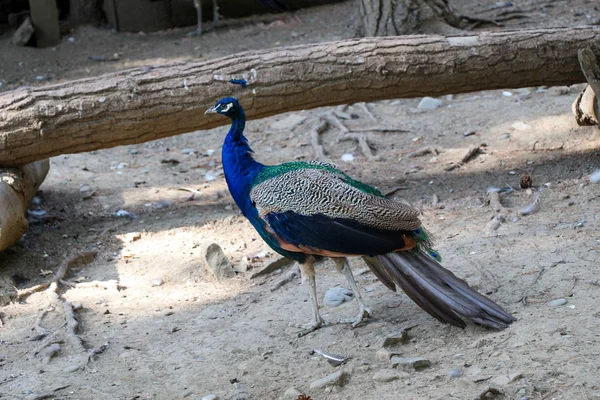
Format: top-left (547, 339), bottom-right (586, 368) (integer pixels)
top-left (221, 111), bottom-right (263, 215)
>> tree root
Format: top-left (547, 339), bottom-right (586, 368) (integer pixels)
top-left (17, 251), bottom-right (97, 302)
top-left (19, 251), bottom-right (107, 365)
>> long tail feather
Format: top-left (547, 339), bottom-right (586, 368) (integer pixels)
top-left (362, 251), bottom-right (515, 330)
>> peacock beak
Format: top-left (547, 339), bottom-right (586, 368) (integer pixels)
top-left (205, 106), bottom-right (218, 114)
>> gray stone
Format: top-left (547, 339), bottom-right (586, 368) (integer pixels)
top-left (283, 387), bottom-right (303, 399)
top-left (323, 287), bottom-right (354, 307)
top-left (390, 356), bottom-right (431, 371)
top-left (271, 114), bottom-right (307, 130)
top-left (382, 329), bottom-right (409, 347)
top-left (11, 17), bottom-right (34, 46)
top-left (309, 370), bottom-right (346, 389)
top-left (203, 243), bottom-right (235, 280)
top-left (373, 369), bottom-right (401, 383)
top-left (548, 298), bottom-right (567, 307)
top-left (417, 97), bottom-right (442, 110)
top-left (447, 368), bottom-right (463, 378)
top-left (63, 365), bottom-right (80, 373)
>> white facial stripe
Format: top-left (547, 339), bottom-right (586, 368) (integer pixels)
top-left (221, 103), bottom-right (233, 112)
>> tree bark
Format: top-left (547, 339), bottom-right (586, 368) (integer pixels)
top-left (0, 160), bottom-right (49, 251)
top-left (1, 26), bottom-right (599, 166)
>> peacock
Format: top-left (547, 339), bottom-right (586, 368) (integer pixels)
top-left (206, 97), bottom-right (516, 336)
top-left (190, 0), bottom-right (287, 36)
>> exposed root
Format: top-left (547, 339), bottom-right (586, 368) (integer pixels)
top-left (17, 251), bottom-right (97, 302)
top-left (64, 301), bottom-right (86, 352)
top-left (355, 102), bottom-right (377, 121)
top-left (18, 251), bottom-right (103, 364)
top-left (323, 112), bottom-right (377, 160)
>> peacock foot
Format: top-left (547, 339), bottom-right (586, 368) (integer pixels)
top-left (339, 305), bottom-right (372, 328)
top-left (187, 28), bottom-right (202, 37)
top-left (292, 318), bottom-right (330, 337)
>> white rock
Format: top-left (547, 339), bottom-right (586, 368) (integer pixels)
top-left (341, 153), bottom-right (354, 162)
top-left (502, 91), bottom-right (513, 97)
top-left (417, 97), bottom-right (442, 110)
top-left (589, 169), bottom-right (600, 183)
top-left (512, 121), bottom-right (531, 131)
top-left (548, 298), bottom-right (567, 307)
top-left (201, 395), bottom-right (218, 400)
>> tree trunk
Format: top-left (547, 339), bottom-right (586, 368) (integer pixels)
top-left (356, 0), bottom-right (421, 36)
top-left (1, 26), bottom-right (599, 166)
top-left (0, 160), bottom-right (50, 251)
top-left (356, 0), bottom-right (487, 37)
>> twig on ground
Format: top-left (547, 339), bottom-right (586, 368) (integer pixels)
top-left (461, 144), bottom-right (482, 163)
top-left (270, 265), bottom-right (300, 291)
top-left (310, 119), bottom-right (330, 162)
top-left (178, 186), bottom-right (202, 201)
top-left (407, 146), bottom-right (442, 158)
top-left (384, 186), bottom-right (409, 197)
top-left (520, 265), bottom-right (547, 305)
top-left (488, 192), bottom-right (506, 213)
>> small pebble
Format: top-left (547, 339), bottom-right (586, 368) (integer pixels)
top-left (114, 209), bottom-right (137, 219)
top-left (372, 369), bottom-right (401, 383)
top-left (548, 298), bottom-right (567, 307)
top-left (463, 130), bottom-right (476, 137)
top-left (512, 121), bottom-right (531, 131)
top-left (448, 368), bottom-right (463, 378)
top-left (201, 395), bottom-right (218, 400)
top-left (498, 133), bottom-right (510, 140)
top-left (589, 169), bottom-right (600, 183)
top-left (502, 91), bottom-right (513, 97)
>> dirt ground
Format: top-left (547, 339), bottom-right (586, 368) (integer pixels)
top-left (1, 1), bottom-right (600, 399)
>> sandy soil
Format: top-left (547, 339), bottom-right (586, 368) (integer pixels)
top-left (1, 1), bottom-right (600, 399)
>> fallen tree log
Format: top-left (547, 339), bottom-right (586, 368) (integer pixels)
top-left (0, 160), bottom-right (50, 251)
top-left (1, 26), bottom-right (599, 166)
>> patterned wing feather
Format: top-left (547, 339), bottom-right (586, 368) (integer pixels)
top-left (250, 165), bottom-right (421, 232)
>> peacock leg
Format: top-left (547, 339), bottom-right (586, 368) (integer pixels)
top-left (333, 257), bottom-right (372, 327)
top-left (296, 257), bottom-right (327, 337)
top-left (212, 0), bottom-right (220, 27)
top-left (188, 0), bottom-right (203, 36)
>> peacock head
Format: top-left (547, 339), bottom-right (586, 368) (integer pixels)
top-left (205, 97), bottom-right (243, 119)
